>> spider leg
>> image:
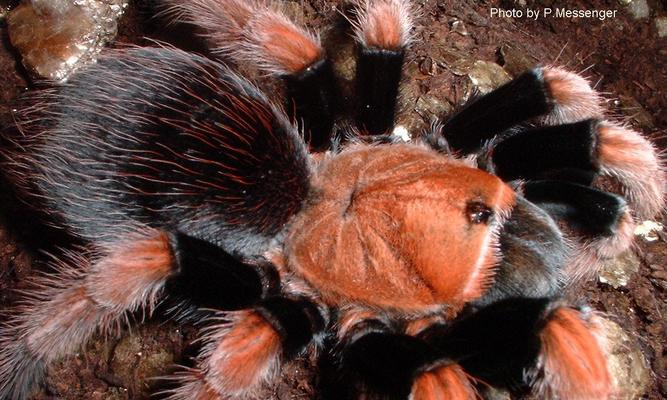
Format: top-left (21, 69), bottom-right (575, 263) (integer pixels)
top-left (166, 232), bottom-right (279, 311)
top-left (522, 180), bottom-right (636, 281)
top-left (283, 58), bottom-right (339, 150)
top-left (351, 0), bottom-right (414, 135)
top-left (481, 117), bottom-right (663, 279)
top-left (0, 230), bottom-right (172, 399)
top-left (0, 230), bottom-right (279, 399)
top-left (485, 119), bottom-right (634, 241)
top-left (449, 77), bottom-right (663, 279)
top-left (439, 66), bottom-right (663, 219)
top-left (489, 119), bottom-right (599, 183)
top-left (325, 310), bottom-right (476, 400)
top-left (488, 119), bottom-right (665, 220)
top-left (420, 297), bottom-right (612, 400)
top-left (163, 284), bottom-right (328, 399)
top-left (523, 181), bottom-right (629, 239)
top-left (164, 0), bottom-right (339, 150)
top-left (442, 67), bottom-right (604, 153)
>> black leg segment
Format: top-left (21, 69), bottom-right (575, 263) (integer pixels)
top-left (284, 58), bottom-right (340, 150)
top-left (341, 328), bottom-right (440, 399)
top-left (420, 297), bottom-right (551, 394)
top-left (166, 232), bottom-right (279, 310)
top-left (492, 119), bottom-right (599, 182)
top-left (523, 180), bottom-right (627, 236)
top-left (257, 296), bottom-right (327, 357)
top-left (355, 47), bottom-right (405, 135)
top-left (443, 69), bottom-right (552, 153)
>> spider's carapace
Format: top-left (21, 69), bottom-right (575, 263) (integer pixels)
top-left (287, 144), bottom-right (516, 313)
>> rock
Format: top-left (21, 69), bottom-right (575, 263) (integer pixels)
top-left (655, 17), bottom-right (667, 38)
top-left (450, 19), bottom-right (469, 36)
top-left (598, 317), bottom-right (651, 399)
top-left (431, 46), bottom-right (474, 76)
top-left (634, 220), bottom-right (663, 242)
top-left (650, 268), bottom-right (667, 281)
top-left (467, 60), bottom-right (511, 95)
top-left (0, 1), bottom-right (11, 19)
top-left (499, 43), bottom-right (537, 77)
top-left (391, 125), bottom-right (411, 142)
top-left (414, 94), bottom-right (453, 124)
top-left (44, 336), bottom-right (116, 397)
top-left (625, 0), bottom-right (650, 20)
top-left (109, 325), bottom-right (181, 396)
top-left (598, 250), bottom-right (640, 288)
top-left (7, 0), bottom-right (128, 81)
top-left (418, 56), bottom-right (436, 76)
top-left (329, 33), bottom-right (355, 81)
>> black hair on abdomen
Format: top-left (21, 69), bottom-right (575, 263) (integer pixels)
top-left (5, 46), bottom-right (311, 255)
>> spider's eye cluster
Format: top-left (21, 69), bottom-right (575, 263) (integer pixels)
top-left (466, 201), bottom-right (493, 224)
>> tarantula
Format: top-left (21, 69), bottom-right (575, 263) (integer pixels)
top-left (0, 0), bottom-right (664, 399)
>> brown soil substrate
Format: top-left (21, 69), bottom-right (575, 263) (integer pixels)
top-left (0, 0), bottom-right (665, 399)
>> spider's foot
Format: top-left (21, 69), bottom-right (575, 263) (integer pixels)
top-left (411, 363), bottom-right (477, 400)
top-left (173, 296), bottom-right (327, 397)
top-left (200, 310), bottom-right (283, 396)
top-left (531, 307), bottom-right (612, 400)
top-left (596, 122), bottom-right (665, 220)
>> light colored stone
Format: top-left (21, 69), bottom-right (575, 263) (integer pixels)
top-left (7, 0), bottom-right (128, 81)
top-left (432, 46), bottom-right (474, 76)
top-left (598, 250), bottom-right (640, 288)
top-left (0, 2), bottom-right (10, 19)
top-left (499, 43), bottom-right (537, 77)
top-left (634, 220), bottom-right (663, 242)
top-left (451, 19), bottom-right (469, 36)
top-left (467, 60), bottom-right (512, 95)
top-left (625, 0), bottom-right (650, 20)
top-left (655, 17), bottom-right (667, 38)
top-left (598, 317), bottom-right (651, 399)
top-left (414, 95), bottom-right (453, 123)
top-left (391, 125), bottom-right (411, 142)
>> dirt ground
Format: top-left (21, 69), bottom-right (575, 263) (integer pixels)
top-left (0, 0), bottom-right (665, 399)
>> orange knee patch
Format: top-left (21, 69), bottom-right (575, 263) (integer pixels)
top-left (597, 122), bottom-right (665, 220)
top-left (537, 308), bottom-right (612, 400)
top-left (162, 369), bottom-right (223, 400)
top-left (86, 231), bottom-right (174, 311)
top-left (202, 311), bottom-right (282, 396)
top-left (411, 363), bottom-right (477, 400)
top-left (354, 0), bottom-right (414, 50)
top-left (251, 10), bottom-right (322, 74)
top-left (542, 67), bottom-right (604, 124)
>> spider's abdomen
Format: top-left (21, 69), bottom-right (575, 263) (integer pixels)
top-left (4, 47), bottom-right (310, 255)
top-left (285, 144), bottom-right (516, 314)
